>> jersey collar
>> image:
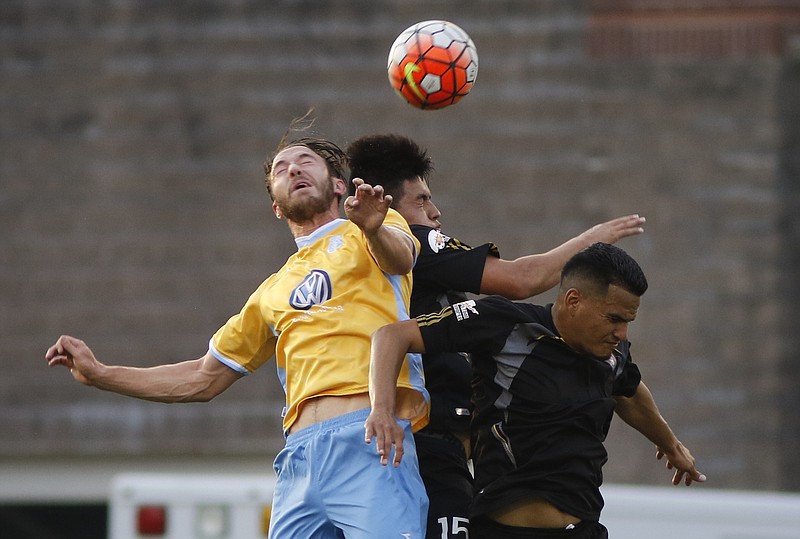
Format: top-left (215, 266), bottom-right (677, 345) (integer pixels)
top-left (294, 218), bottom-right (347, 249)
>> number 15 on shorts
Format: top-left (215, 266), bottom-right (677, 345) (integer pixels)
top-left (438, 516), bottom-right (469, 538)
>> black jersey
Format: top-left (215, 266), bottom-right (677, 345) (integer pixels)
top-left (417, 295), bottom-right (642, 521)
top-left (409, 224), bottom-right (498, 433)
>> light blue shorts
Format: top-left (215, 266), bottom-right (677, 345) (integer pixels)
top-left (268, 407), bottom-right (429, 539)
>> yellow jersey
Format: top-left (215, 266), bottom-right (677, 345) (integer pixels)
top-left (209, 209), bottom-right (428, 433)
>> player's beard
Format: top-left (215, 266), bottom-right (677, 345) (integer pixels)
top-left (275, 178), bottom-right (336, 223)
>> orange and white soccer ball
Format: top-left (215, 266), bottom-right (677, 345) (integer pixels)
top-left (387, 20), bottom-right (479, 110)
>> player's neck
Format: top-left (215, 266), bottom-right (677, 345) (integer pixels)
top-left (551, 303), bottom-right (567, 340)
top-left (286, 209), bottom-right (341, 239)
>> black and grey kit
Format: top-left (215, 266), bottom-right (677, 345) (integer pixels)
top-left (417, 295), bottom-right (641, 523)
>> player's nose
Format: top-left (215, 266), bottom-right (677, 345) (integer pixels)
top-left (428, 202), bottom-right (441, 222)
top-left (288, 162), bottom-right (303, 176)
top-left (612, 323), bottom-right (628, 342)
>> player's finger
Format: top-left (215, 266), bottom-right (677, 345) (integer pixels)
top-left (62, 335), bottom-right (85, 352)
top-left (392, 438), bottom-right (404, 467)
top-left (357, 182), bottom-right (374, 195)
top-left (376, 431), bottom-right (391, 466)
top-left (60, 336), bottom-right (77, 353)
top-left (44, 343), bottom-right (59, 360)
top-left (672, 469), bottom-right (683, 485)
top-left (691, 470), bottom-right (707, 484)
top-left (47, 355), bottom-right (66, 367)
top-left (46, 336), bottom-right (72, 360)
top-left (618, 214), bottom-right (644, 227)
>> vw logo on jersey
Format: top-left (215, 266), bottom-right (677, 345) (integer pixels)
top-left (290, 270), bottom-right (333, 310)
top-left (427, 229), bottom-right (450, 253)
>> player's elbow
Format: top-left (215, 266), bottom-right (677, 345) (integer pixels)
top-left (172, 387), bottom-right (216, 404)
top-left (483, 258), bottom-right (559, 299)
top-left (374, 320), bottom-right (424, 354)
top-left (394, 257), bottom-right (415, 276)
top-left (190, 392), bottom-right (212, 402)
top-left (495, 279), bottom-right (549, 300)
top-left (505, 281), bottom-right (540, 300)
top-left (177, 372), bottom-right (234, 403)
top-left (521, 271), bottom-right (561, 298)
top-left (381, 252), bottom-right (415, 275)
top-left (185, 388), bottom-right (218, 403)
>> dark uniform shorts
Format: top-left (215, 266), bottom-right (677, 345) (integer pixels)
top-left (415, 430), bottom-right (474, 539)
top-left (471, 517), bottom-right (608, 539)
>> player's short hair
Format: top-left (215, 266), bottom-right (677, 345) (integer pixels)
top-left (561, 242), bottom-right (648, 298)
top-left (346, 134), bottom-right (434, 199)
top-left (263, 112), bottom-right (348, 200)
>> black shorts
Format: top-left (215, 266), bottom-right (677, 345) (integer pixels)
top-left (471, 517), bottom-right (608, 539)
top-left (415, 430), bottom-right (473, 539)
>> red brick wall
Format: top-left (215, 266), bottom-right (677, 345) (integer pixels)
top-left (587, 0), bottom-right (800, 56)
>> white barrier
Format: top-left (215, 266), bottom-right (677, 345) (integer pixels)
top-left (600, 484), bottom-right (800, 539)
top-left (109, 473), bottom-right (276, 539)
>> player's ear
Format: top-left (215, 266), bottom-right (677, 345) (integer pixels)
top-left (564, 288), bottom-right (581, 314)
top-left (332, 178), bottom-right (347, 197)
top-left (272, 201), bottom-right (282, 219)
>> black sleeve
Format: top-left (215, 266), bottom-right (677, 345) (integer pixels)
top-left (611, 342), bottom-right (642, 397)
top-left (411, 224), bottom-right (499, 295)
top-left (417, 295), bottom-right (529, 356)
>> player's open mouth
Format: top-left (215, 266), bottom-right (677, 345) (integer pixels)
top-left (292, 181), bottom-right (311, 192)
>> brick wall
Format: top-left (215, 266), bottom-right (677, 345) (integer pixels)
top-left (2, 0), bottom-right (799, 490)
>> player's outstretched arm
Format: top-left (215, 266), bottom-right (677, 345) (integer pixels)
top-left (365, 320), bottom-right (426, 467)
top-left (345, 178), bottom-right (414, 275)
top-left (614, 381), bottom-right (707, 486)
top-left (44, 335), bottom-right (242, 403)
top-left (481, 214), bottom-right (646, 299)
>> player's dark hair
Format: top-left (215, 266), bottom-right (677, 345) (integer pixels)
top-left (561, 242), bottom-right (648, 297)
top-left (263, 110), bottom-right (349, 200)
top-left (346, 134), bottom-right (433, 199)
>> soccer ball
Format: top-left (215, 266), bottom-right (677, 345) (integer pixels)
top-left (387, 20), bottom-right (478, 110)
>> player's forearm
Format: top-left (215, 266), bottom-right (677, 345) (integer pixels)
top-left (89, 359), bottom-right (220, 403)
top-left (482, 234), bottom-right (598, 299)
top-left (482, 252), bottom-right (565, 299)
top-left (369, 328), bottom-right (405, 413)
top-left (365, 226), bottom-right (415, 275)
top-left (516, 248), bottom-right (572, 296)
top-left (520, 231), bottom-right (607, 292)
top-left (369, 321), bottom-right (426, 412)
top-left (615, 383), bottom-right (680, 450)
top-left (483, 215), bottom-right (647, 299)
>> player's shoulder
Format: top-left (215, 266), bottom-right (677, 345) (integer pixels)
top-left (410, 224), bottom-right (473, 254)
top-left (473, 296), bottom-right (550, 323)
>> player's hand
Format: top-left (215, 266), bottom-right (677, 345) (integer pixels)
top-left (364, 407), bottom-right (405, 467)
top-left (44, 335), bottom-right (99, 386)
top-left (345, 178), bottom-right (392, 235)
top-left (581, 214), bottom-right (646, 245)
top-left (656, 442), bottom-right (707, 486)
